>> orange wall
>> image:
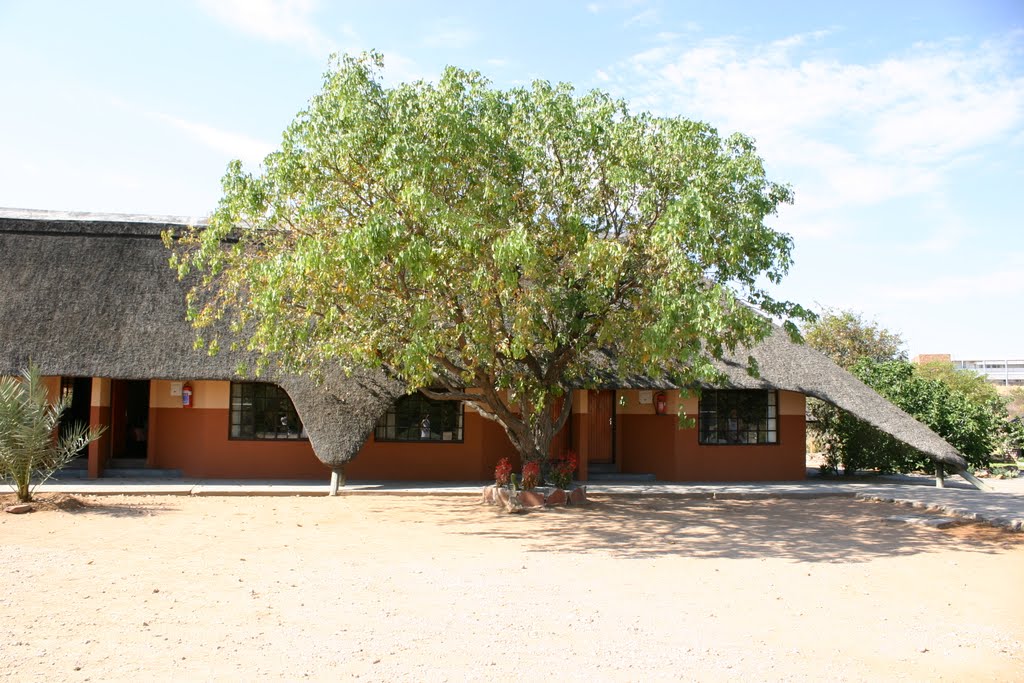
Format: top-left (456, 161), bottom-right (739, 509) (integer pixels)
top-left (617, 413), bottom-right (680, 480)
top-left (150, 407), bottom-right (325, 479)
top-left (346, 410), bottom-right (520, 481)
top-left (674, 414), bottom-right (806, 481)
top-left (88, 405), bottom-right (111, 478)
top-left (140, 380), bottom-right (806, 482)
top-left (147, 390), bottom-right (522, 481)
top-left (614, 390), bottom-right (807, 482)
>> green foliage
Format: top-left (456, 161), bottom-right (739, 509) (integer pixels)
top-left (1003, 387), bottom-right (1024, 419)
top-left (803, 309), bottom-right (905, 370)
top-left (915, 361), bottom-right (1000, 406)
top-left (168, 52), bottom-right (808, 466)
top-left (0, 364), bottom-right (104, 502)
top-left (814, 359), bottom-right (999, 475)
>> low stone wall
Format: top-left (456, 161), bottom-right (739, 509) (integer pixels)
top-left (481, 484), bottom-right (588, 513)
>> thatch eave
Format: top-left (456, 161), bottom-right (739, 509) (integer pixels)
top-left (1, 207), bottom-right (968, 475)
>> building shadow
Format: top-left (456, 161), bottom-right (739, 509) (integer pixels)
top-left (458, 495), bottom-right (1021, 563)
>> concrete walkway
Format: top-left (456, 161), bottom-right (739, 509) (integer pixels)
top-left (27, 471), bottom-right (1024, 531)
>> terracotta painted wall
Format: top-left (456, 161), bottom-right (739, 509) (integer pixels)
top-left (140, 380), bottom-right (805, 482)
top-left (148, 379), bottom-right (324, 479)
top-left (675, 390), bottom-right (805, 482)
top-left (617, 414), bottom-right (680, 480)
top-left (41, 376), bottom-right (61, 403)
top-left (88, 378), bottom-right (112, 478)
top-left (147, 381), bottom-right (523, 481)
top-left (346, 408), bottom-right (520, 481)
top-left (615, 390), bottom-right (806, 482)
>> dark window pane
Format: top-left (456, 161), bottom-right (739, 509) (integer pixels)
top-left (375, 393), bottom-right (464, 443)
top-left (698, 390), bottom-right (778, 445)
top-left (229, 382), bottom-right (305, 441)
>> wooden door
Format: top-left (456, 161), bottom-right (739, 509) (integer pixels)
top-left (589, 390), bottom-right (615, 464)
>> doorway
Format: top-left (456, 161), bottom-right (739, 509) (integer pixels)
top-left (111, 380), bottom-right (150, 461)
top-left (589, 390), bottom-right (616, 464)
top-left (59, 377), bottom-right (92, 464)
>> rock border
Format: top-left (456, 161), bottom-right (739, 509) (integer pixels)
top-left (481, 484), bottom-right (588, 513)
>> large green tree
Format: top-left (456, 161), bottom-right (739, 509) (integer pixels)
top-left (169, 53), bottom-right (807, 468)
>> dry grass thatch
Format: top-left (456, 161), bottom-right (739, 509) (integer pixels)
top-left (0, 209), bottom-right (402, 469)
top-left (0, 208), bottom-right (966, 472)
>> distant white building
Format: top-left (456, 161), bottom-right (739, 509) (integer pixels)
top-left (913, 354), bottom-right (1024, 386)
top-left (952, 359), bottom-right (1024, 386)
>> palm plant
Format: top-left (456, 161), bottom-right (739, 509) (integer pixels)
top-left (0, 364), bottom-right (103, 502)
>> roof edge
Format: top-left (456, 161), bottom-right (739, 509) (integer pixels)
top-left (0, 207), bottom-right (208, 237)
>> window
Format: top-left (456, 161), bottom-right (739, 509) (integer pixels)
top-left (230, 382), bottom-right (306, 440)
top-left (699, 390), bottom-right (777, 445)
top-left (374, 393), bottom-right (464, 442)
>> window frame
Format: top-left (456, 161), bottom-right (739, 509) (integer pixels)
top-left (374, 392), bottom-right (465, 443)
top-left (228, 382), bottom-right (307, 441)
top-left (698, 389), bottom-right (779, 446)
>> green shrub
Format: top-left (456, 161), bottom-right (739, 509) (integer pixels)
top-left (0, 364), bottom-right (104, 502)
top-left (812, 360), bottom-right (1000, 475)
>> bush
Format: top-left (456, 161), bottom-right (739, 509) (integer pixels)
top-left (0, 364), bottom-right (104, 502)
top-left (494, 457), bottom-right (512, 487)
top-left (812, 360), bottom-right (1001, 475)
top-left (548, 450), bottom-right (578, 489)
top-left (521, 461), bottom-right (540, 490)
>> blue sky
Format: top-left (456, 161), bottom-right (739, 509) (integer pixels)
top-left (1, 1), bottom-right (1021, 359)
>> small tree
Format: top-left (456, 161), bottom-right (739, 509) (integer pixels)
top-left (803, 308), bottom-right (906, 371)
top-left (0, 364), bottom-right (103, 502)
top-left (916, 360), bottom-right (1000, 406)
top-left (804, 309), bottom-right (905, 473)
top-left (805, 311), bottom-right (1009, 474)
top-left (853, 360), bottom-right (998, 472)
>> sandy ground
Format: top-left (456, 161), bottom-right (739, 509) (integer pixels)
top-left (2, 493), bottom-right (1023, 682)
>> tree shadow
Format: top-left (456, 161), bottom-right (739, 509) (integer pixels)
top-left (459, 495), bottom-right (1023, 563)
top-left (10, 494), bottom-right (175, 518)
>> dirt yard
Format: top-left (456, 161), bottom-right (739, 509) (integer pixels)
top-left (2, 493), bottom-right (1022, 682)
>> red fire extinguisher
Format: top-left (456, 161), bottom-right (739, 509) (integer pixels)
top-left (654, 391), bottom-right (667, 415)
top-left (182, 382), bottom-right (193, 408)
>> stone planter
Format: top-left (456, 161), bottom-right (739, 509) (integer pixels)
top-left (481, 484), bottom-right (588, 513)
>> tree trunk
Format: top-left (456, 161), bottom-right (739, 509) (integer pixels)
top-left (329, 466), bottom-right (346, 496)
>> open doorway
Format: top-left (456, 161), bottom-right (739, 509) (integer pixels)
top-left (111, 380), bottom-right (150, 462)
top-left (60, 377), bottom-right (93, 466)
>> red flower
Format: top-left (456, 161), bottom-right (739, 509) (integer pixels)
top-left (521, 460), bottom-right (541, 490)
top-left (549, 449), bottom-right (577, 489)
top-left (494, 457), bottom-right (513, 486)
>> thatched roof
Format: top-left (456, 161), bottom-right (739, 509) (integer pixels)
top-left (0, 208), bottom-right (403, 469)
top-left (586, 331), bottom-right (967, 470)
top-left (0, 208), bottom-right (967, 473)
top-left (712, 327), bottom-right (967, 469)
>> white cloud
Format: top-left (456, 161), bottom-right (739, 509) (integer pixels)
top-left (599, 30), bottom-right (1024, 237)
top-left (150, 112), bottom-right (274, 166)
top-left (624, 8), bottom-right (658, 28)
top-left (863, 268), bottom-right (1024, 305)
top-left (196, 0), bottom-right (334, 57)
top-left (379, 51), bottom-right (429, 84)
top-left (421, 18), bottom-right (479, 49)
